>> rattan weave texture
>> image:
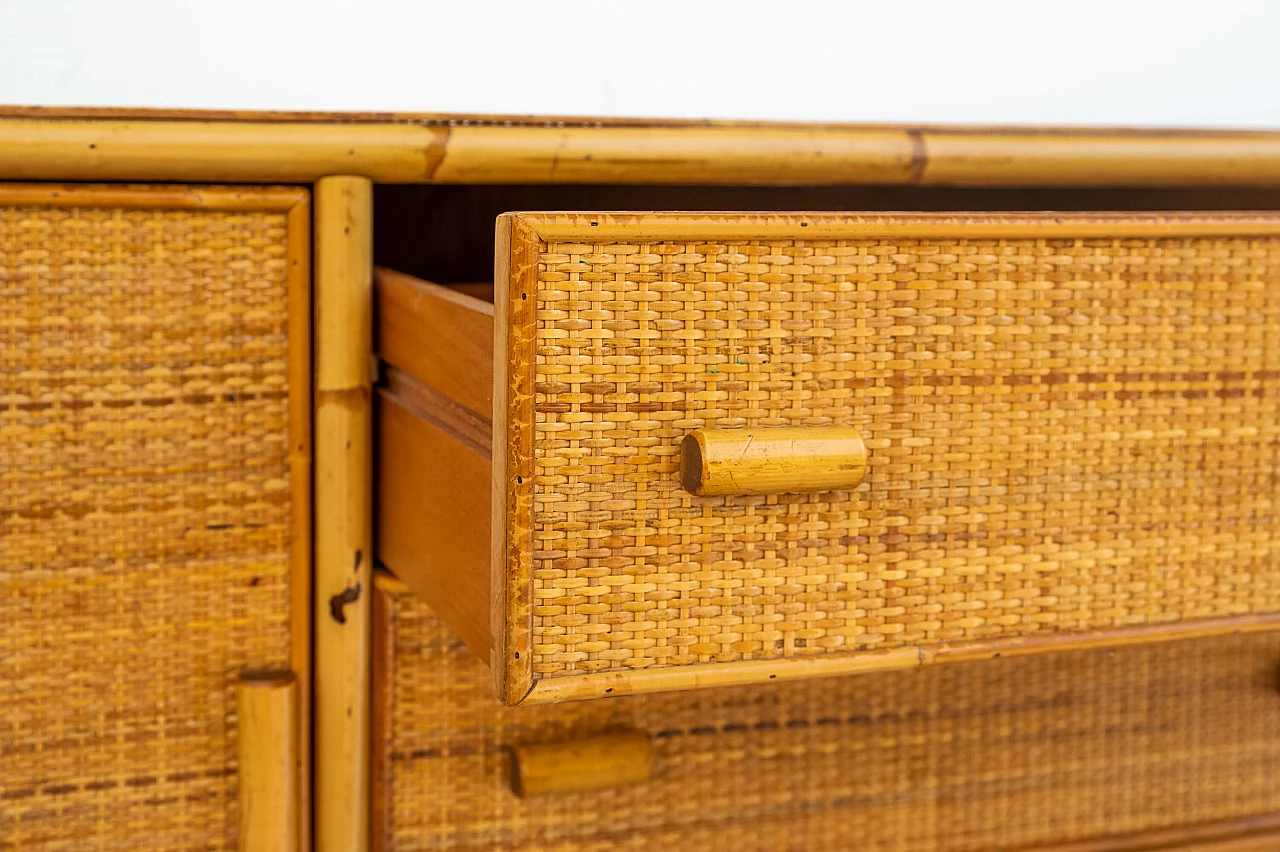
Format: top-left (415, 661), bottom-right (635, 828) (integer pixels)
top-left (525, 221), bottom-right (1280, 679)
top-left (1, 200), bottom-right (298, 849)
top-left (376, 580), bottom-right (1280, 852)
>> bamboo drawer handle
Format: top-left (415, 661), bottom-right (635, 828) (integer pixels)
top-left (237, 670), bottom-right (298, 852)
top-left (679, 426), bottom-right (868, 496)
top-left (509, 731), bottom-right (654, 797)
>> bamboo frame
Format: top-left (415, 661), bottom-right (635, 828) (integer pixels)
top-left (523, 613), bottom-right (1280, 703)
top-left (1027, 813), bottom-right (1280, 851)
top-left (237, 672), bottom-right (299, 852)
top-left (516, 210), bottom-right (1280, 242)
top-left (313, 176), bottom-right (374, 852)
top-left (283, 196), bottom-right (313, 852)
top-left (0, 120), bottom-right (442, 183)
top-left (493, 210), bottom-right (1280, 705)
top-left (4, 114), bottom-right (1280, 185)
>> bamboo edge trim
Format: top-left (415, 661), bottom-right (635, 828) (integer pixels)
top-left (7, 118), bottom-right (1280, 184)
top-left (521, 613), bottom-right (1280, 704)
top-left (493, 215), bottom-right (540, 704)
top-left (1025, 812), bottom-right (1280, 852)
top-left (283, 194), bottom-right (312, 852)
top-left (0, 182), bottom-right (308, 210)
top-left (369, 573), bottom-right (395, 852)
top-left (512, 211), bottom-right (1280, 242)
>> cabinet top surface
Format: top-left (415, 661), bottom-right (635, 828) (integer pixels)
top-left (5, 104), bottom-right (1280, 135)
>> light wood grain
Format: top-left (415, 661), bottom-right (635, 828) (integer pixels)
top-left (237, 672), bottom-right (298, 852)
top-left (376, 392), bottom-right (493, 655)
top-left (314, 175), bottom-right (374, 852)
top-left (443, 282), bottom-right (496, 303)
top-left (680, 427), bottom-right (867, 496)
top-left (374, 268), bottom-right (494, 419)
top-left (509, 731), bottom-right (653, 797)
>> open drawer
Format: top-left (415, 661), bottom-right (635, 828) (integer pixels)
top-left (377, 210), bottom-right (1280, 705)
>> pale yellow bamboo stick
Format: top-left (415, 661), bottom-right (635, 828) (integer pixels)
top-left (510, 731), bottom-right (654, 797)
top-left (314, 175), bottom-right (374, 852)
top-left (237, 671), bottom-right (298, 852)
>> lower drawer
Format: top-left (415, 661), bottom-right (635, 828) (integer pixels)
top-left (373, 574), bottom-right (1280, 852)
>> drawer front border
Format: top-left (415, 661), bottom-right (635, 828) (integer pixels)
top-left (496, 211), bottom-right (1280, 705)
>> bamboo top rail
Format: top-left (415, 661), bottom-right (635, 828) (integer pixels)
top-left (3, 108), bottom-right (1280, 185)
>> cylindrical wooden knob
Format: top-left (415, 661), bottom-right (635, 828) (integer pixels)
top-left (680, 426), bottom-right (867, 496)
top-left (509, 731), bottom-right (653, 797)
top-left (237, 670), bottom-right (298, 852)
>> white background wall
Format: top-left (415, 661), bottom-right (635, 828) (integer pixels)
top-left (2, 0), bottom-right (1278, 128)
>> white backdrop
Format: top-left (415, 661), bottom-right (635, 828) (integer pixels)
top-left (2, 0), bottom-right (1278, 128)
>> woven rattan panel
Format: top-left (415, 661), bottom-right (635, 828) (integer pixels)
top-left (376, 581), bottom-right (1280, 852)
top-left (1, 200), bottom-right (297, 849)
top-left (527, 227), bottom-right (1280, 679)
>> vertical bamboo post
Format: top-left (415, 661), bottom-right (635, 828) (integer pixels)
top-left (238, 672), bottom-right (299, 852)
top-left (314, 175), bottom-right (374, 852)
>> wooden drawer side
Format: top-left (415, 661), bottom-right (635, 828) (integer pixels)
top-left (375, 267), bottom-right (497, 660)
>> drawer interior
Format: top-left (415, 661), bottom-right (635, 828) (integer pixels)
top-left (375, 183), bottom-right (1280, 288)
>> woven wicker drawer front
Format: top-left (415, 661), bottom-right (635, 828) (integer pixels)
top-left (494, 212), bottom-right (1280, 703)
top-left (374, 578), bottom-right (1280, 852)
top-left (0, 186), bottom-right (309, 850)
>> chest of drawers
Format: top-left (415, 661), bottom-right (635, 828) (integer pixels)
top-left (3, 109), bottom-right (1280, 851)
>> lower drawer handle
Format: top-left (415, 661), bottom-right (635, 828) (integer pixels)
top-left (509, 731), bottom-right (653, 797)
top-left (680, 426), bottom-right (868, 496)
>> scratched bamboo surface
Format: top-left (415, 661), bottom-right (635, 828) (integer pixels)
top-left (372, 578), bottom-right (1280, 852)
top-left (497, 212), bottom-right (1280, 695)
top-left (0, 187), bottom-right (308, 849)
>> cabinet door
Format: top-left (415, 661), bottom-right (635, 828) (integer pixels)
top-left (1, 185), bottom-right (310, 849)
